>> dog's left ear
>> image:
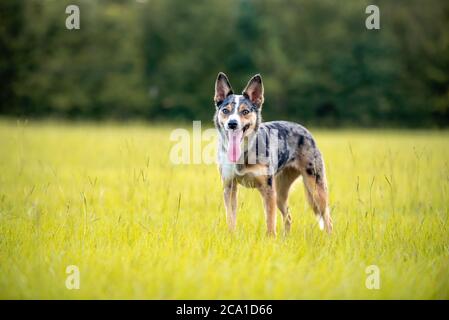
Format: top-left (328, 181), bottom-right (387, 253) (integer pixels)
top-left (242, 74), bottom-right (264, 108)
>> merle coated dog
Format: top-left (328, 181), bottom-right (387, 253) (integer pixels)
top-left (213, 72), bottom-right (332, 236)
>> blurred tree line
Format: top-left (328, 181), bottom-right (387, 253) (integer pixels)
top-left (1, 0), bottom-right (448, 127)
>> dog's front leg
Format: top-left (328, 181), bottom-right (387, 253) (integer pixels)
top-left (223, 179), bottom-right (238, 231)
top-left (258, 182), bottom-right (277, 237)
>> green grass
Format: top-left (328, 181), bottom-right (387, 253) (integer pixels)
top-left (0, 119), bottom-right (448, 299)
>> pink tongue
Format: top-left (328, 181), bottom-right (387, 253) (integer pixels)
top-left (227, 130), bottom-right (243, 163)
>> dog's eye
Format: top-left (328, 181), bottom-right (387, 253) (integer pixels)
top-left (222, 109), bottom-right (230, 115)
top-left (241, 109), bottom-right (250, 116)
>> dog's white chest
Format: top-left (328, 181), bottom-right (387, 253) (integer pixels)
top-left (218, 146), bottom-right (238, 181)
top-left (219, 161), bottom-right (260, 189)
top-left (220, 162), bottom-right (236, 181)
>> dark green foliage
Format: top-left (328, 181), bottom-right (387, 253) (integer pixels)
top-left (0, 0), bottom-right (448, 126)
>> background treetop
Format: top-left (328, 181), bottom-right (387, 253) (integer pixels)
top-left (1, 0), bottom-right (448, 127)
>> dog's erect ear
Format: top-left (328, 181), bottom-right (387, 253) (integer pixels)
top-left (214, 72), bottom-right (233, 106)
top-left (242, 74), bottom-right (264, 108)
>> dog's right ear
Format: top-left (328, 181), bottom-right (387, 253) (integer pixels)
top-left (214, 72), bottom-right (233, 107)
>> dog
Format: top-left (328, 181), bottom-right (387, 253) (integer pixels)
top-left (213, 72), bottom-right (333, 236)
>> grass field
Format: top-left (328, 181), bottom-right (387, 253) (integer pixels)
top-left (0, 119), bottom-right (448, 299)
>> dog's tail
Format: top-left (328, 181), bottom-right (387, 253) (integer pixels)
top-left (317, 207), bottom-right (331, 232)
top-left (302, 154), bottom-right (333, 234)
top-left (318, 215), bottom-right (325, 231)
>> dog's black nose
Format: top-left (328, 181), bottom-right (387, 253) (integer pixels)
top-left (227, 120), bottom-right (238, 130)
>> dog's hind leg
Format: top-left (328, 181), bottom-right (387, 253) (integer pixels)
top-left (275, 167), bottom-right (300, 235)
top-left (301, 155), bottom-right (333, 234)
top-left (257, 176), bottom-right (277, 237)
top-left (223, 179), bottom-right (238, 231)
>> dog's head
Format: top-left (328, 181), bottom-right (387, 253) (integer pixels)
top-left (213, 72), bottom-right (264, 163)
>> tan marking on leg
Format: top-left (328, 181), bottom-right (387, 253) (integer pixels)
top-left (223, 179), bottom-right (238, 231)
top-left (275, 167), bottom-right (300, 235)
top-left (258, 179), bottom-right (277, 237)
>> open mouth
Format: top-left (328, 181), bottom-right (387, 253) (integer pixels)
top-left (227, 129), bottom-right (243, 163)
